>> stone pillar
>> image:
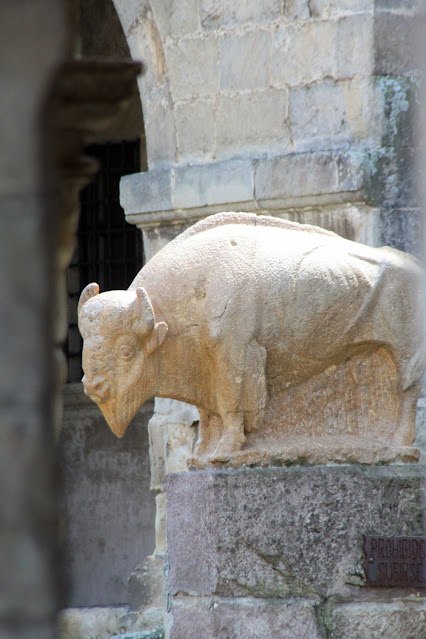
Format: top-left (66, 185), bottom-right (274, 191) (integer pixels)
top-left (124, 219), bottom-right (199, 631)
top-left (166, 466), bottom-right (426, 639)
top-left (0, 2), bottom-right (66, 637)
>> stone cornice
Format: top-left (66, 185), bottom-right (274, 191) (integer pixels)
top-left (120, 150), bottom-right (369, 229)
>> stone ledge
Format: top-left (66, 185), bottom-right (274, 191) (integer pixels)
top-left (120, 151), bottom-right (367, 228)
top-left (166, 466), bottom-right (426, 600)
top-left (326, 599), bottom-right (426, 639)
top-left (168, 597), bottom-right (322, 639)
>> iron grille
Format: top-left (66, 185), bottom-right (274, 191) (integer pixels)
top-left (66, 140), bottom-right (142, 383)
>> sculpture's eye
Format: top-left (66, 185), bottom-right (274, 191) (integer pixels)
top-left (119, 345), bottom-right (135, 361)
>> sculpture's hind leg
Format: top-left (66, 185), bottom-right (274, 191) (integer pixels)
top-left (193, 408), bottom-right (222, 458)
top-left (391, 382), bottom-right (420, 446)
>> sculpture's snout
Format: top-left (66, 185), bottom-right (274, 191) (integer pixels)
top-left (82, 374), bottom-right (110, 404)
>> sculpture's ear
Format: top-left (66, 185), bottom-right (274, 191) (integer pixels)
top-left (78, 282), bottom-right (100, 316)
top-left (133, 287), bottom-right (155, 337)
top-left (145, 321), bottom-right (168, 356)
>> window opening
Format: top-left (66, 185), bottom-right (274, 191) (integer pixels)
top-left (66, 139), bottom-right (142, 382)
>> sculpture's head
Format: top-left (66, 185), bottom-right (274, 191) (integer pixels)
top-left (78, 283), bottom-right (168, 437)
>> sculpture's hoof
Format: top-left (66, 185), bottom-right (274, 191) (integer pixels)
top-left (208, 439), bottom-right (243, 462)
top-left (193, 440), bottom-right (209, 458)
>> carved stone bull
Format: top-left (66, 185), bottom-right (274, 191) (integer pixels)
top-left (78, 213), bottom-right (424, 462)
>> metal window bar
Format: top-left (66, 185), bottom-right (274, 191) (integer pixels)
top-left (65, 140), bottom-right (142, 383)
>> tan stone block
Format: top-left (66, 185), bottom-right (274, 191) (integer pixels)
top-left (143, 84), bottom-right (177, 169)
top-left (150, 0), bottom-right (200, 38)
top-left (201, 0), bottom-right (281, 30)
top-left (271, 21), bottom-right (337, 87)
top-left (309, 0), bottom-right (374, 18)
top-left (165, 36), bottom-right (219, 100)
top-left (175, 98), bottom-right (216, 163)
top-left (216, 89), bottom-right (290, 158)
top-left (282, 0), bottom-right (311, 20)
top-left (290, 81), bottom-right (350, 150)
top-left (337, 14), bottom-right (374, 78)
top-left (220, 30), bottom-right (270, 91)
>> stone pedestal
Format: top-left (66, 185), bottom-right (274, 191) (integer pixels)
top-left (166, 466), bottom-right (426, 639)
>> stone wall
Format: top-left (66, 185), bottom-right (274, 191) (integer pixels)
top-left (119, 0), bottom-right (421, 254)
top-left (60, 387), bottom-right (155, 607)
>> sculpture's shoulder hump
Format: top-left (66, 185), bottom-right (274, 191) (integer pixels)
top-left (174, 212), bottom-right (339, 244)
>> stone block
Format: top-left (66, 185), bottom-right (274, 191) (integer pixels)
top-left (290, 81), bottom-right (350, 149)
top-left (271, 21), bottom-right (337, 87)
top-left (216, 89), bottom-right (290, 158)
top-left (201, 0), bottom-right (281, 30)
top-left (174, 159), bottom-right (253, 209)
top-left (254, 152), bottom-right (362, 205)
top-left (375, 0), bottom-right (421, 13)
top-left (378, 207), bottom-right (422, 257)
top-left (309, 0), bottom-right (373, 17)
top-left (342, 77), bottom-right (383, 144)
top-left (282, 0), bottom-right (311, 20)
top-left (337, 14), bottom-right (374, 78)
top-left (327, 601), bottom-right (426, 639)
top-left (128, 556), bottom-right (166, 612)
top-left (290, 79), bottom-right (380, 151)
top-left (374, 13), bottom-right (415, 76)
top-left (142, 85), bottom-right (176, 169)
top-left (120, 169), bottom-right (172, 216)
top-left (127, 15), bottom-right (167, 95)
top-left (175, 98), bottom-right (215, 163)
top-left (150, 0), bottom-right (200, 38)
top-left (166, 467), bottom-right (426, 599)
top-left (220, 30), bottom-right (270, 91)
top-left (113, 1), bottom-right (146, 35)
top-left (57, 606), bottom-right (128, 639)
top-left (169, 597), bottom-right (322, 639)
top-left (165, 36), bottom-right (219, 101)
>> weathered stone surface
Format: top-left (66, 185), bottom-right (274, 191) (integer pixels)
top-left (216, 89), bottom-right (290, 157)
top-left (169, 597), bottom-right (322, 639)
top-left (201, 0), bottom-right (281, 30)
top-left (128, 556), bottom-right (166, 612)
top-left (309, 0), bottom-right (373, 17)
top-left (254, 152), bottom-right (364, 205)
top-left (174, 159), bottom-right (253, 209)
top-left (165, 36), bottom-right (219, 100)
top-left (291, 79), bottom-right (381, 150)
top-left (290, 81), bottom-right (350, 149)
top-left (282, 0), bottom-right (311, 20)
top-left (143, 85), bottom-right (176, 170)
top-left (58, 607), bottom-right (127, 639)
top-left (78, 213), bottom-right (423, 466)
top-left (327, 601), bottom-right (426, 639)
top-left (175, 98), bottom-right (215, 163)
top-left (271, 21), bottom-right (336, 87)
top-left (374, 13), bottom-right (416, 76)
top-left (337, 14), bottom-right (374, 78)
top-left (60, 387), bottom-right (155, 606)
top-left (121, 169), bottom-right (172, 215)
top-left (220, 30), bottom-right (270, 90)
top-left (167, 466), bottom-right (426, 598)
top-left (150, 0), bottom-right (200, 38)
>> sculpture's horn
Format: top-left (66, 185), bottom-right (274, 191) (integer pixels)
top-left (78, 282), bottom-right (100, 316)
top-left (134, 287), bottom-right (155, 336)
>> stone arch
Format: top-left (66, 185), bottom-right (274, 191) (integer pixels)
top-left (113, 0), bottom-right (177, 169)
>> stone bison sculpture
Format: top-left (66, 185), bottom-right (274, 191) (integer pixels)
top-left (78, 212), bottom-right (424, 462)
